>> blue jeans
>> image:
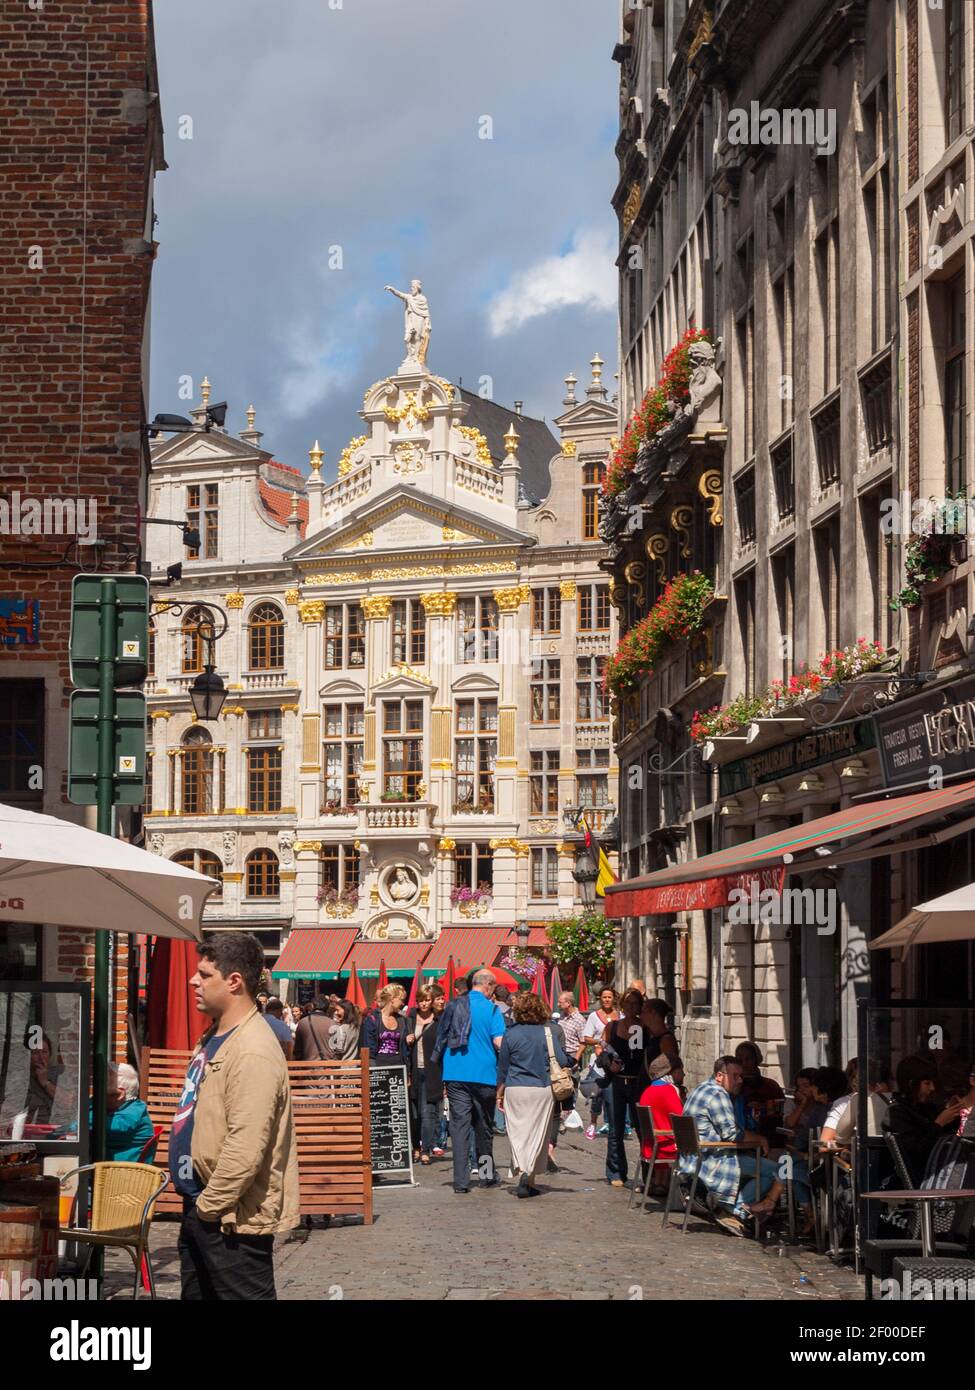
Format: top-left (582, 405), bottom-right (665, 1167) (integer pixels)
top-left (738, 1154), bottom-right (779, 1206)
top-left (446, 1081), bottom-right (496, 1190)
top-left (415, 1069), bottom-right (440, 1155)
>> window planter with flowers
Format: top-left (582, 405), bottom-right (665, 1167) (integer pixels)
top-left (605, 571), bottom-right (715, 698)
top-left (690, 639), bottom-right (897, 744)
top-left (890, 494), bottom-right (969, 610)
top-left (603, 327), bottom-right (714, 500)
top-left (317, 884), bottom-right (360, 919)
top-left (450, 883), bottom-right (493, 919)
top-left (498, 947), bottom-right (541, 983)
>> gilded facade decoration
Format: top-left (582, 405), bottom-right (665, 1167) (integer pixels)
top-left (561, 440), bottom-right (577, 456)
top-left (559, 580), bottom-right (577, 600)
top-left (299, 599), bottom-right (326, 623)
top-left (338, 435), bottom-right (369, 477)
top-left (698, 468), bottom-right (724, 526)
top-left (284, 588), bottom-right (300, 606)
top-left (362, 595), bottom-right (392, 619)
top-left (383, 390), bottom-right (432, 429)
top-left (225, 591), bottom-right (245, 609)
top-left (420, 591), bottom-right (457, 616)
top-left (457, 424), bottom-right (492, 467)
top-left (492, 584), bottom-right (530, 612)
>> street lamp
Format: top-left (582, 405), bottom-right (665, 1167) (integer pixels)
top-left (515, 919), bottom-right (530, 949)
top-left (154, 603), bottom-right (229, 722)
top-left (572, 842), bottom-right (599, 906)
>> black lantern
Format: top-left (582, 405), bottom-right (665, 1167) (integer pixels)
top-left (189, 667), bottom-right (227, 721)
top-left (572, 843), bottom-right (599, 906)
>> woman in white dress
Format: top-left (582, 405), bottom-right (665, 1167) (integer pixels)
top-left (497, 992), bottom-right (569, 1198)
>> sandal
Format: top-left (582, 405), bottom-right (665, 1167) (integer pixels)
top-left (420, 1154), bottom-right (431, 1166)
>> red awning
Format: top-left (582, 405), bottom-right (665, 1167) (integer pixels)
top-left (339, 941), bottom-right (431, 977)
top-left (604, 777), bottom-right (975, 919)
top-left (422, 927), bottom-right (510, 974)
top-left (272, 926), bottom-right (358, 979)
top-left (502, 924), bottom-right (551, 947)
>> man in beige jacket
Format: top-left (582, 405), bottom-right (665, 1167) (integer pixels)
top-left (170, 931), bottom-right (299, 1299)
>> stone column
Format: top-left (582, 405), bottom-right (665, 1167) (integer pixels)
top-left (488, 838), bottom-right (524, 929)
top-left (361, 596), bottom-right (391, 799)
top-left (148, 710), bottom-right (171, 814)
top-left (221, 705), bottom-right (246, 813)
top-left (493, 585), bottom-right (529, 822)
top-left (422, 591), bottom-right (457, 816)
top-left (298, 601), bottom-right (324, 822)
top-left (293, 839), bottom-right (323, 926)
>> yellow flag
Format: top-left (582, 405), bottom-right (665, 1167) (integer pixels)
top-left (595, 845), bottom-right (617, 898)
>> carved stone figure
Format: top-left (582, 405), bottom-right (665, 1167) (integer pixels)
top-left (384, 280), bottom-right (431, 367)
top-left (148, 833), bottom-right (164, 856)
top-left (222, 830), bottom-right (237, 866)
top-left (685, 337), bottom-right (722, 422)
top-left (277, 831), bottom-right (294, 867)
top-left (388, 866), bottom-right (419, 903)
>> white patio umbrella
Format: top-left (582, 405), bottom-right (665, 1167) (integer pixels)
top-left (0, 801), bottom-right (218, 940)
top-left (869, 882), bottom-right (975, 955)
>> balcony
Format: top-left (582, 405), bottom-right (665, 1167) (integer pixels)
top-left (359, 801), bottom-right (436, 833)
top-left (242, 670), bottom-right (293, 690)
top-left (576, 721), bottom-right (611, 748)
top-left (454, 457), bottom-right (504, 502)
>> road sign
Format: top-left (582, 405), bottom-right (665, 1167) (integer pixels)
top-left (67, 690), bottom-right (147, 805)
top-left (69, 573), bottom-right (150, 688)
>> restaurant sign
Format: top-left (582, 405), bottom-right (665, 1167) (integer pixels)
top-left (604, 867), bottom-right (785, 918)
top-left (873, 674), bottom-right (975, 789)
top-left (719, 719), bottom-right (875, 798)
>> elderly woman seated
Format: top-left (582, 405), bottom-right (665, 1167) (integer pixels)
top-left (89, 1062), bottom-right (156, 1163)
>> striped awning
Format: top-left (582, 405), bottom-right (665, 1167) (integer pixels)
top-left (422, 927), bottom-right (510, 974)
top-left (503, 924), bottom-right (551, 947)
top-left (271, 926), bottom-right (359, 979)
top-left (604, 777), bottom-right (975, 918)
top-left (338, 941), bottom-right (431, 977)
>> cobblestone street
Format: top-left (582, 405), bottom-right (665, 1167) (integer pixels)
top-left (105, 1130), bottom-right (863, 1302)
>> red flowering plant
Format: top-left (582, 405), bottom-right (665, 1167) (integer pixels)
top-left (690, 639), bottom-right (893, 743)
top-left (603, 327), bottom-right (714, 498)
top-left (605, 571), bottom-right (714, 697)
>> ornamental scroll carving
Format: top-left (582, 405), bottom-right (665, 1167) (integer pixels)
top-left (645, 535), bottom-right (669, 585)
top-left (670, 505), bottom-right (693, 558)
top-left (698, 469), bottom-right (724, 526)
top-left (623, 561), bottom-right (646, 610)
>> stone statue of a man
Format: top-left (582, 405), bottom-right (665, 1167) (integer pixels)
top-left (384, 280), bottom-right (431, 367)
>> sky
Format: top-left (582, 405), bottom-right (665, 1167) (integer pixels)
top-left (150, 0), bottom-right (620, 479)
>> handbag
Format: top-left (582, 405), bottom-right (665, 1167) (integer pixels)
top-left (544, 1026), bottom-right (575, 1103)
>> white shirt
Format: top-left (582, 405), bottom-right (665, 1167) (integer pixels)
top-left (583, 1010), bottom-right (610, 1042)
top-left (824, 1094), bottom-right (853, 1132)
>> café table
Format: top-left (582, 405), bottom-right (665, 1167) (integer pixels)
top-left (861, 1188), bottom-right (975, 1259)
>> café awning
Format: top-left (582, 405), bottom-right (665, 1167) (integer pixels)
top-left (271, 926), bottom-right (359, 979)
top-left (870, 883), bottom-right (975, 953)
top-left (338, 941), bottom-right (431, 978)
top-left (422, 926), bottom-right (510, 975)
top-left (604, 777), bottom-right (975, 918)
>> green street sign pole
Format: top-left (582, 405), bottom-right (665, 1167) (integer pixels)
top-left (92, 577), bottom-right (117, 1285)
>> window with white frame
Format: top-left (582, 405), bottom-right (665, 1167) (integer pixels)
top-left (576, 747), bottom-right (610, 807)
top-left (454, 842), bottom-right (493, 893)
top-left (531, 587), bottom-right (561, 634)
top-left (391, 598), bottom-right (426, 665)
top-left (454, 699), bottom-right (497, 811)
top-left (323, 602), bottom-right (366, 669)
top-left (530, 749), bottom-right (559, 814)
top-left (382, 698), bottom-right (424, 799)
top-left (576, 656), bottom-right (608, 722)
top-left (530, 847), bottom-right (559, 899)
top-left (322, 702), bottom-right (364, 808)
top-left (457, 595), bottom-right (499, 662)
top-left (530, 658), bottom-right (560, 723)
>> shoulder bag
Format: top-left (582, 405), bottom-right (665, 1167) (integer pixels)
top-left (544, 1026), bottom-right (575, 1103)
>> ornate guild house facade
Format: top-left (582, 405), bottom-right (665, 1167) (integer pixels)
top-left (144, 315), bottom-right (618, 988)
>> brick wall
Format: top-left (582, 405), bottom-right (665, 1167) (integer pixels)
top-left (0, 1), bottom-right (163, 1059)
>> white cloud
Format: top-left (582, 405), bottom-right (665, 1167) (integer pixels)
top-left (486, 227), bottom-right (617, 337)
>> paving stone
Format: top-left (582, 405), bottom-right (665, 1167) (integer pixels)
top-left (102, 1130), bottom-right (865, 1301)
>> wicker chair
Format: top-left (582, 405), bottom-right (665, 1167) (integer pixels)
top-left (60, 1162), bottom-right (169, 1299)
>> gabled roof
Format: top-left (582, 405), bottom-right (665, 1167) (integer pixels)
top-left (258, 479), bottom-right (308, 536)
top-left (455, 388), bottom-right (559, 505)
top-left (149, 428), bottom-right (270, 467)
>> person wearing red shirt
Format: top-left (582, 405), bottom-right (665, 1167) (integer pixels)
top-left (639, 1053), bottom-right (684, 1192)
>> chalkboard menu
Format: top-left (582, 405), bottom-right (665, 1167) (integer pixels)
top-left (368, 1065), bottom-right (413, 1181)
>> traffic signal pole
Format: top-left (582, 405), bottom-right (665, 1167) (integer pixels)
top-left (92, 579), bottom-right (117, 1173)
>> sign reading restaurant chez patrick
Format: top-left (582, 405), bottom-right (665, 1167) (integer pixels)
top-left (873, 674), bottom-right (975, 788)
top-left (719, 719), bottom-right (876, 798)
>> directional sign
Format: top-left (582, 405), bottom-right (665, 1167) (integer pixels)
top-left (68, 690), bottom-right (147, 805)
top-left (69, 574), bottom-right (150, 689)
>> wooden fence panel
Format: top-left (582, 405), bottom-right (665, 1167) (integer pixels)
top-left (142, 1046), bottom-right (373, 1224)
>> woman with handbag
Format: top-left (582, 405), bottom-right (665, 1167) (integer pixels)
top-left (497, 991), bottom-right (570, 1198)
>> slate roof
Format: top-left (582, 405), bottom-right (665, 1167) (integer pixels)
top-left (455, 388), bottom-right (558, 506)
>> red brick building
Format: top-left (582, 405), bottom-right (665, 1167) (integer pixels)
top-left (0, 0), bottom-right (165, 1058)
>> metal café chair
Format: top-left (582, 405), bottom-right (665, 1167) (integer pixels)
top-left (628, 1104), bottom-right (674, 1213)
top-left (663, 1114), bottom-right (758, 1235)
top-left (59, 1161), bottom-right (169, 1300)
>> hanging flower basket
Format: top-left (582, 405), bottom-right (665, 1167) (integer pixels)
top-left (604, 572), bottom-right (714, 697)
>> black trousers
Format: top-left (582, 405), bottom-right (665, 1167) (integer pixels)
top-left (178, 1205), bottom-right (276, 1301)
top-left (445, 1081), bottom-right (496, 1190)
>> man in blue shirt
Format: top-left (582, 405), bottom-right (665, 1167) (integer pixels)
top-left (438, 969), bottom-right (505, 1193)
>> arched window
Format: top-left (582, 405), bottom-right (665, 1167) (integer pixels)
top-left (249, 603), bottom-right (284, 671)
top-left (171, 848), bottom-right (223, 900)
top-left (246, 848), bottom-right (280, 898)
top-left (181, 726), bottom-right (213, 814)
top-left (181, 605), bottom-right (214, 675)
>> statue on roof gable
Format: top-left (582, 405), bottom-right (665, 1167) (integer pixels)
top-left (384, 279), bottom-right (431, 369)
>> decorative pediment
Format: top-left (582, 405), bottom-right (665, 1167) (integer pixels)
top-left (150, 430), bottom-right (266, 467)
top-left (319, 677), bottom-right (367, 698)
top-left (553, 398), bottom-right (618, 431)
top-left (371, 665), bottom-right (436, 697)
top-left (286, 485), bottom-right (534, 563)
top-left (450, 671), bottom-right (500, 695)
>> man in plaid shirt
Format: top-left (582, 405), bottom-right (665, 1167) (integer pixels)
top-left (680, 1056), bottom-right (784, 1225)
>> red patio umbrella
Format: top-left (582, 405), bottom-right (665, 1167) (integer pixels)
top-left (146, 937), bottom-right (206, 1052)
top-left (573, 966), bottom-right (590, 1013)
top-left (405, 962), bottom-right (423, 1009)
top-left (345, 961), bottom-right (368, 1011)
top-left (548, 964), bottom-right (564, 1006)
top-left (377, 957), bottom-right (388, 991)
top-left (531, 960), bottom-right (550, 1008)
top-left (439, 956), bottom-right (456, 999)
